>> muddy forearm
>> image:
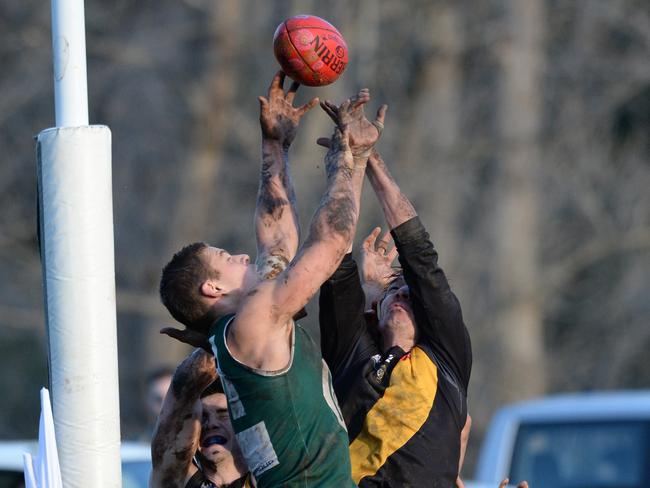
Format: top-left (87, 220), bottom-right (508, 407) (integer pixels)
top-left (151, 349), bottom-right (215, 482)
top-left (366, 149), bottom-right (417, 229)
top-left (255, 139), bottom-right (300, 259)
top-left (305, 143), bottom-right (364, 253)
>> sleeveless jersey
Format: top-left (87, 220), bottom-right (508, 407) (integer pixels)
top-left (209, 314), bottom-right (356, 488)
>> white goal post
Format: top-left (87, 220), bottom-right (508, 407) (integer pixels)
top-left (36, 1), bottom-right (122, 486)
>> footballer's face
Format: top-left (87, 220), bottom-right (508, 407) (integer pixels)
top-left (377, 276), bottom-right (417, 339)
top-left (198, 393), bottom-right (241, 465)
top-left (202, 247), bottom-right (253, 292)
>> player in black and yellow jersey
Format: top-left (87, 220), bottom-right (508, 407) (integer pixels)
top-left (318, 144), bottom-right (472, 487)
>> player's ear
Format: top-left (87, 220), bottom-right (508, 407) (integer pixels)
top-left (200, 280), bottom-right (223, 299)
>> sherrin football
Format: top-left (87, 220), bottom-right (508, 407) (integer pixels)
top-left (273, 15), bottom-right (348, 87)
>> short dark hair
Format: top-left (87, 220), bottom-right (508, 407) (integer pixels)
top-left (159, 242), bottom-right (217, 328)
top-left (376, 270), bottom-right (404, 301)
top-left (200, 378), bottom-right (224, 398)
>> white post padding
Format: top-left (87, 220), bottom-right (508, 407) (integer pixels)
top-left (37, 125), bottom-right (121, 487)
top-left (51, 0), bottom-right (89, 127)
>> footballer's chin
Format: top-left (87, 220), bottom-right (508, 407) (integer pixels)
top-left (200, 432), bottom-right (232, 460)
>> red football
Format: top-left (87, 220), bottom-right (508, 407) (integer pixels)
top-left (273, 15), bottom-right (348, 87)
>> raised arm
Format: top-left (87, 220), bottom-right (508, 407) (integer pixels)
top-left (314, 92), bottom-right (388, 372)
top-left (266, 90), bottom-right (387, 320)
top-left (366, 148), bottom-right (471, 389)
top-left (150, 349), bottom-right (217, 488)
top-left (365, 149), bottom-right (417, 230)
top-left (255, 71), bottom-right (318, 278)
top-left (267, 123), bottom-right (362, 318)
top-left (360, 149), bottom-right (415, 305)
top-left (229, 91), bottom-right (383, 370)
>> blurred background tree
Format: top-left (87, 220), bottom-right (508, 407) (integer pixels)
top-left (1, 0), bottom-right (648, 474)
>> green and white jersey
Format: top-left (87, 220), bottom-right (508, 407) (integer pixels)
top-left (209, 314), bottom-right (356, 488)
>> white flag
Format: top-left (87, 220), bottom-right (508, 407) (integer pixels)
top-left (23, 388), bottom-right (63, 488)
top-left (23, 453), bottom-right (37, 488)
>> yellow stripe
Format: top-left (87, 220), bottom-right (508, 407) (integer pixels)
top-left (349, 347), bottom-right (438, 483)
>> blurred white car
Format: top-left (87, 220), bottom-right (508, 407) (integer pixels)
top-left (464, 482), bottom-right (502, 488)
top-left (0, 440), bottom-right (151, 488)
top-left (473, 390), bottom-right (650, 488)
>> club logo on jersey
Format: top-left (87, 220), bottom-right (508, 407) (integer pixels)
top-left (374, 354), bottom-right (395, 382)
top-left (236, 421), bottom-right (279, 477)
top-left (376, 364), bottom-right (387, 381)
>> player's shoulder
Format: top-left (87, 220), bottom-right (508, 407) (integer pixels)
top-left (234, 279), bottom-right (287, 326)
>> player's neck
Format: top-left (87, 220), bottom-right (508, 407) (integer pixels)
top-left (211, 266), bottom-right (261, 318)
top-left (212, 287), bottom-right (248, 317)
top-left (204, 459), bottom-right (247, 487)
top-left (381, 329), bottom-right (415, 354)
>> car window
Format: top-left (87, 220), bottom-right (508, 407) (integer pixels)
top-left (509, 420), bottom-right (650, 488)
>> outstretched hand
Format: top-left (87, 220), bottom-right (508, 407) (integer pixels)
top-left (160, 326), bottom-right (211, 354)
top-left (317, 88), bottom-right (387, 160)
top-left (259, 70), bottom-right (319, 148)
top-left (361, 226), bottom-right (398, 288)
top-left (360, 226), bottom-right (399, 310)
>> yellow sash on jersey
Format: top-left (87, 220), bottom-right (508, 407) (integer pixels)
top-left (349, 346), bottom-right (438, 483)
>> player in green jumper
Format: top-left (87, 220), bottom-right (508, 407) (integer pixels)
top-left (159, 72), bottom-right (385, 487)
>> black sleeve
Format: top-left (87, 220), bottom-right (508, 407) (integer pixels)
top-left (319, 253), bottom-right (372, 379)
top-left (392, 217), bottom-right (472, 391)
top-left (184, 470), bottom-right (203, 488)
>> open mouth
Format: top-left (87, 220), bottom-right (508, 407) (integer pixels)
top-left (201, 434), bottom-right (228, 447)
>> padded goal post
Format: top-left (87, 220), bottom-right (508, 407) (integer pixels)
top-left (36, 0), bottom-right (122, 485)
